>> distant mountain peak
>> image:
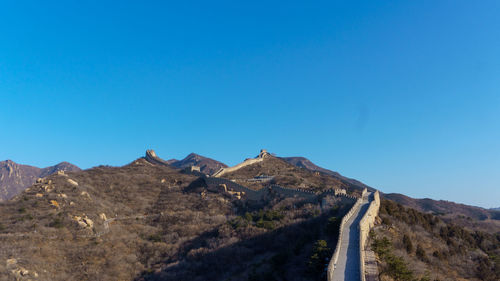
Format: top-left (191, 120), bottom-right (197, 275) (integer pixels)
top-left (144, 150), bottom-right (227, 175)
top-left (185, 153), bottom-right (202, 161)
top-left (0, 159), bottom-right (80, 201)
top-left (281, 156), bottom-right (372, 191)
top-left (171, 152), bottom-right (227, 175)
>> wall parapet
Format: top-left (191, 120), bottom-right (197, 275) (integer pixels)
top-left (327, 188), bottom-right (367, 281)
top-left (144, 150), bottom-right (171, 166)
top-left (212, 149), bottom-right (270, 177)
top-left (359, 191), bottom-right (380, 281)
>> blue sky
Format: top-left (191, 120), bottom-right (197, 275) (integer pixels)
top-left (0, 1), bottom-right (499, 208)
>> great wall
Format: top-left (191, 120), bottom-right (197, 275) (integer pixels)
top-left (212, 149), bottom-right (270, 177)
top-left (145, 149), bottom-right (381, 281)
top-left (327, 189), bottom-right (380, 281)
top-left (359, 190), bottom-right (380, 281)
top-left (328, 189), bottom-right (365, 281)
top-left (145, 150), bottom-right (174, 166)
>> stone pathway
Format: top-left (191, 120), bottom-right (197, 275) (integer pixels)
top-left (331, 193), bottom-right (371, 281)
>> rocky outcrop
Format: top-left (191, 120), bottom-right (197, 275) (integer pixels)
top-left (0, 160), bottom-right (80, 201)
top-left (5, 258), bottom-right (38, 279)
top-left (74, 215), bottom-right (94, 228)
top-left (67, 178), bottom-right (78, 186)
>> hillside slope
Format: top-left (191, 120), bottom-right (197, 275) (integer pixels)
top-left (280, 156), bottom-right (500, 231)
top-left (384, 193), bottom-right (500, 233)
top-left (282, 156), bottom-right (373, 191)
top-left (371, 199), bottom-right (500, 281)
top-left (0, 154), bottom-right (352, 281)
top-left (219, 154), bottom-right (353, 193)
top-left (0, 150), bottom-right (498, 281)
top-left (0, 160), bottom-right (80, 201)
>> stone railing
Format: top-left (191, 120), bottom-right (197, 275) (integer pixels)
top-left (327, 188), bottom-right (367, 281)
top-left (359, 191), bottom-right (380, 281)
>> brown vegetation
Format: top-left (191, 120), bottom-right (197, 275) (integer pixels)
top-left (372, 199), bottom-right (500, 281)
top-left (219, 156), bottom-right (355, 193)
top-left (0, 157), bottom-right (352, 281)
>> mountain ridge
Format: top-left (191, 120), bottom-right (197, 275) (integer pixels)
top-left (166, 152), bottom-right (228, 174)
top-left (0, 150), bottom-right (497, 280)
top-left (0, 159), bottom-right (80, 201)
top-left (281, 156), bottom-right (373, 191)
top-left (280, 156), bottom-right (500, 230)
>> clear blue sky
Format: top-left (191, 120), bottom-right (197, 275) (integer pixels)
top-left (0, 1), bottom-right (499, 208)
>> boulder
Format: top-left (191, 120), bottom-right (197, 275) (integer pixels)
top-left (80, 191), bottom-right (90, 199)
top-left (6, 258), bottom-right (17, 266)
top-left (74, 215), bottom-right (94, 228)
top-left (50, 200), bottom-right (60, 209)
top-left (67, 179), bottom-right (78, 186)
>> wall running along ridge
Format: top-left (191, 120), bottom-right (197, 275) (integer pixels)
top-left (145, 150), bottom-right (172, 166)
top-left (145, 149), bottom-right (376, 279)
top-left (359, 191), bottom-right (380, 281)
top-left (203, 176), bottom-right (355, 203)
top-left (212, 150), bottom-right (270, 177)
top-left (327, 188), bottom-right (367, 281)
top-left (143, 150), bottom-right (354, 202)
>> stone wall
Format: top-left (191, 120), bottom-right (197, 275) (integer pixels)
top-left (359, 191), bottom-right (380, 281)
top-left (212, 149), bottom-right (270, 177)
top-left (268, 185), bottom-right (317, 200)
top-left (144, 150), bottom-right (171, 166)
top-left (322, 188), bottom-right (356, 199)
top-left (327, 188), bottom-right (367, 281)
top-left (203, 176), bottom-right (357, 207)
top-left (204, 177), bottom-right (265, 201)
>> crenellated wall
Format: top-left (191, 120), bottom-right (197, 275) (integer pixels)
top-left (359, 191), bottom-right (380, 281)
top-left (144, 150), bottom-right (172, 166)
top-left (212, 149), bottom-right (270, 177)
top-left (327, 188), bottom-right (367, 281)
top-left (204, 177), bottom-right (265, 201)
top-left (203, 176), bottom-right (354, 203)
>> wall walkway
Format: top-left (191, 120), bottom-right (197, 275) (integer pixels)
top-left (359, 191), bottom-right (380, 281)
top-left (328, 189), bottom-right (368, 281)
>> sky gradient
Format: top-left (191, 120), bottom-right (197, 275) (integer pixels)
top-left (1, 1), bottom-right (499, 208)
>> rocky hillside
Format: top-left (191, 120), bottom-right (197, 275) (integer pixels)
top-left (281, 156), bottom-right (373, 191)
top-left (0, 160), bottom-right (80, 201)
top-left (0, 150), bottom-right (497, 281)
top-left (168, 153), bottom-right (227, 175)
top-left (219, 154), bottom-right (354, 193)
top-left (281, 156), bottom-right (500, 232)
top-left (371, 199), bottom-right (500, 281)
top-left (384, 193), bottom-right (500, 233)
top-left (0, 152), bottom-right (353, 281)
